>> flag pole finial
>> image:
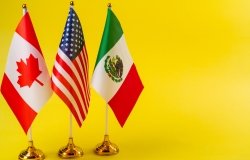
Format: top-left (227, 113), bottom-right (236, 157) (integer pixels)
top-left (22, 4), bottom-right (27, 14)
top-left (70, 1), bottom-right (74, 6)
top-left (22, 4), bottom-right (27, 9)
top-left (108, 3), bottom-right (112, 8)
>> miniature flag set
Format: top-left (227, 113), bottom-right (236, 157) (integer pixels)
top-left (0, 2), bottom-right (143, 159)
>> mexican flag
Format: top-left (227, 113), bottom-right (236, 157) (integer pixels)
top-left (92, 7), bottom-right (143, 127)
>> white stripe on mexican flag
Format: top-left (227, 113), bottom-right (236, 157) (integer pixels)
top-left (92, 8), bottom-right (143, 127)
top-left (92, 35), bottom-right (133, 101)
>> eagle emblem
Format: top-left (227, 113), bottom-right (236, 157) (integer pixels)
top-left (104, 55), bottom-right (123, 82)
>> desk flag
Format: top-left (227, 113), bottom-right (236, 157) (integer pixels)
top-left (1, 11), bottom-right (52, 134)
top-left (92, 8), bottom-right (144, 127)
top-left (51, 6), bottom-right (90, 126)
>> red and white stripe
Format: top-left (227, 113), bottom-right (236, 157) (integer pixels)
top-left (52, 46), bottom-right (90, 126)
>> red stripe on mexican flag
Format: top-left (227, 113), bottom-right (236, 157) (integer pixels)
top-left (109, 64), bottom-right (143, 126)
top-left (0, 12), bottom-right (52, 133)
top-left (92, 8), bottom-right (143, 127)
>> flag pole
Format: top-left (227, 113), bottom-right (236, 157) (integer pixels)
top-left (95, 102), bottom-right (119, 155)
top-left (28, 127), bottom-right (32, 141)
top-left (105, 104), bottom-right (109, 135)
top-left (19, 126), bottom-right (45, 160)
top-left (57, 1), bottom-right (83, 159)
top-left (58, 111), bottom-right (83, 158)
top-left (18, 4), bottom-right (45, 160)
top-left (69, 112), bottom-right (73, 138)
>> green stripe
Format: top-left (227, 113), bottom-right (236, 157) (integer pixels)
top-left (94, 8), bottom-right (123, 68)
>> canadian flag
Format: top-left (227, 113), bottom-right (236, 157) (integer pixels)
top-left (1, 11), bottom-right (52, 133)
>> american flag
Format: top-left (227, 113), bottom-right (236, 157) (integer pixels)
top-left (52, 7), bottom-right (90, 126)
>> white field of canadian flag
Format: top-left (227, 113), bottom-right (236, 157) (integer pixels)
top-left (0, 12), bottom-right (52, 134)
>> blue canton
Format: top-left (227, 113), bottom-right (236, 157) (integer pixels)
top-left (60, 7), bottom-right (84, 60)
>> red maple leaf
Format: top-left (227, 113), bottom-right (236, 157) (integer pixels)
top-left (16, 54), bottom-right (44, 87)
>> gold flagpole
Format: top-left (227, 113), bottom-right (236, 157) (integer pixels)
top-left (57, 1), bottom-right (83, 159)
top-left (18, 4), bottom-right (45, 160)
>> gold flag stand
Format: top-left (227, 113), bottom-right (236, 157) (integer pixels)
top-left (58, 137), bottom-right (83, 158)
top-left (58, 112), bottom-right (83, 159)
top-left (95, 135), bottom-right (119, 155)
top-left (95, 103), bottom-right (119, 155)
top-left (18, 141), bottom-right (45, 160)
top-left (18, 128), bottom-right (45, 160)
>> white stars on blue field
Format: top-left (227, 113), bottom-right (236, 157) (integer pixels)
top-left (60, 8), bottom-right (84, 60)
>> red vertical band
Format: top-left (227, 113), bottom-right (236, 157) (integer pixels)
top-left (1, 74), bottom-right (37, 134)
top-left (15, 13), bottom-right (42, 54)
top-left (108, 64), bottom-right (144, 127)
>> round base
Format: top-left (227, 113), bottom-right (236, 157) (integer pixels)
top-left (18, 141), bottom-right (45, 160)
top-left (58, 138), bottom-right (83, 159)
top-left (95, 135), bottom-right (119, 156)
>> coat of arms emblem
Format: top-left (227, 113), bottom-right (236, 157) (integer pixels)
top-left (104, 55), bottom-right (123, 82)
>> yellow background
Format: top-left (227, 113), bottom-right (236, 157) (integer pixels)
top-left (1, 0), bottom-right (250, 159)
